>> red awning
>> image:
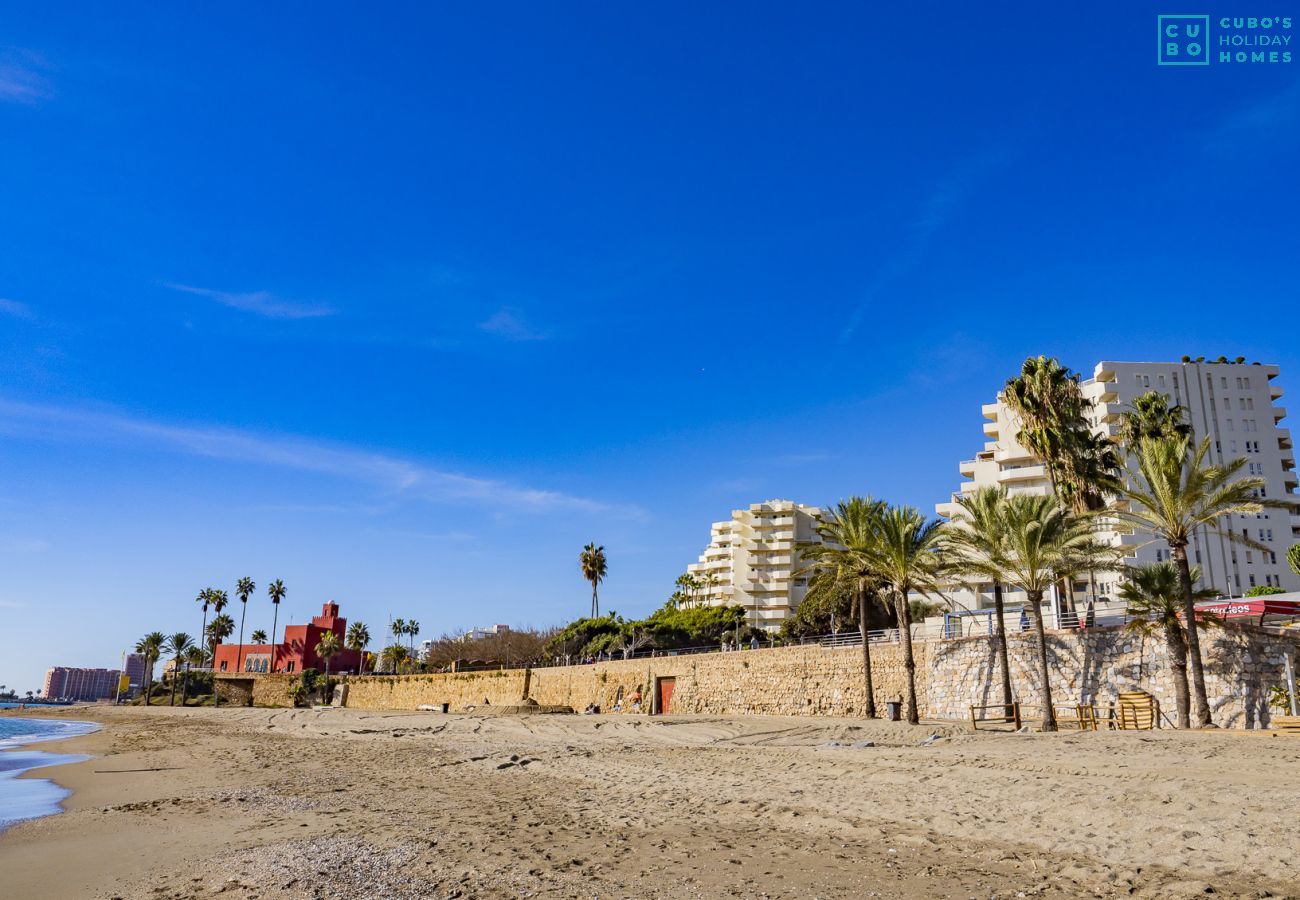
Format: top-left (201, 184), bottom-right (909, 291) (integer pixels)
top-left (1195, 598), bottom-right (1300, 618)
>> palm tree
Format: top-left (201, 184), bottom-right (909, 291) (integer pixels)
top-left (407, 620), bottom-right (420, 655)
top-left (381, 643), bottom-right (410, 674)
top-left (251, 630), bottom-right (268, 644)
top-left (1119, 563), bottom-right (1218, 728)
top-left (1004, 356), bottom-right (1116, 615)
top-left (267, 579), bottom-right (286, 672)
top-left (183, 645), bottom-right (207, 703)
top-left (165, 633), bottom-right (194, 707)
top-left (195, 589), bottom-right (213, 668)
top-left (316, 632), bottom-right (342, 699)
top-left (997, 495), bottom-right (1108, 731)
top-left (800, 496), bottom-right (889, 718)
top-left (391, 618), bottom-right (406, 647)
top-left (206, 613), bottom-right (235, 665)
top-left (1111, 434), bottom-right (1268, 727)
top-left (1119, 391), bottom-right (1192, 447)
top-left (863, 505), bottom-right (947, 725)
top-left (347, 622), bottom-right (371, 674)
top-left (1004, 356), bottom-right (1087, 495)
top-left (580, 543), bottom-right (608, 618)
top-left (135, 632), bottom-right (166, 706)
top-left (234, 577), bottom-right (255, 674)
top-left (945, 486), bottom-right (1015, 716)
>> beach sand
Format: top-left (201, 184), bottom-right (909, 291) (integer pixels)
top-left (2, 705), bottom-right (1299, 899)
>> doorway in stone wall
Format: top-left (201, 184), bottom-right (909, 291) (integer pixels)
top-left (654, 676), bottom-right (676, 715)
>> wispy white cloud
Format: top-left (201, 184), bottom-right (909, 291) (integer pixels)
top-left (478, 308), bottom-right (549, 342)
top-left (838, 144), bottom-right (1016, 346)
top-left (0, 298), bottom-right (34, 320)
top-left (166, 283), bottom-right (336, 320)
top-left (0, 49), bottom-right (52, 106)
top-left (1207, 79), bottom-right (1300, 152)
top-left (0, 399), bottom-right (641, 518)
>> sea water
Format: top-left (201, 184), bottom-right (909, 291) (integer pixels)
top-left (0, 718), bottom-right (98, 831)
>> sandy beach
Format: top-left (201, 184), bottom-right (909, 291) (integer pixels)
top-left (2, 706), bottom-right (1299, 899)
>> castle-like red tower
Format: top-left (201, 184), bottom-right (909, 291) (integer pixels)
top-left (212, 602), bottom-right (363, 675)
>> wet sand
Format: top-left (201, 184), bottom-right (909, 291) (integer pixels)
top-left (2, 705), bottom-right (1299, 899)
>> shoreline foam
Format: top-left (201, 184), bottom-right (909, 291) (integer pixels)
top-left (0, 717), bottom-right (99, 832)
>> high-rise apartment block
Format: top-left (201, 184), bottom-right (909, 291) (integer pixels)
top-left (937, 359), bottom-right (1299, 610)
top-left (686, 499), bottom-right (824, 630)
top-left (123, 653), bottom-right (148, 694)
top-left (42, 666), bottom-right (122, 701)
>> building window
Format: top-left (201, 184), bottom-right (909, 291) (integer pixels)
top-left (1244, 377), bottom-right (1252, 389)
top-left (219, 661), bottom-right (228, 672)
top-left (1249, 574), bottom-right (1257, 588)
top-left (1158, 375), bottom-right (1166, 388)
top-left (286, 661), bottom-right (295, 672)
top-left (1224, 397), bottom-right (1231, 410)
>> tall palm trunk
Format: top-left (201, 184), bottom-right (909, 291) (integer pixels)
top-left (236, 601), bottom-right (247, 674)
top-left (1164, 620), bottom-right (1191, 729)
top-left (857, 584), bottom-right (876, 718)
top-left (181, 663), bottom-right (190, 706)
top-left (992, 583), bottom-right (1014, 717)
top-left (1026, 589), bottom-right (1057, 731)
top-left (591, 583), bottom-right (599, 619)
top-left (211, 638), bottom-right (220, 709)
top-left (1171, 544), bottom-right (1213, 726)
top-left (893, 590), bottom-right (920, 725)
top-left (270, 604), bottom-right (280, 673)
top-left (199, 607), bottom-right (209, 668)
top-left (144, 658), bottom-right (154, 706)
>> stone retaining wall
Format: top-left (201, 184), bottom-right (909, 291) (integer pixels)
top-left (222, 625), bottom-right (1300, 728)
top-left (929, 624), bottom-right (1300, 728)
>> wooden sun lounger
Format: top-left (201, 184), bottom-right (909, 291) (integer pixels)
top-left (1115, 690), bottom-right (1159, 730)
top-left (1272, 714), bottom-right (1300, 734)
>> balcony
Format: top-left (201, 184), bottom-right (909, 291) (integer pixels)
top-left (983, 420), bottom-right (1000, 437)
top-left (982, 402), bottom-right (1000, 420)
top-left (1000, 463), bottom-right (1048, 483)
top-left (994, 444), bottom-right (1036, 464)
top-left (1274, 407), bottom-right (1288, 423)
top-left (1280, 429), bottom-right (1294, 451)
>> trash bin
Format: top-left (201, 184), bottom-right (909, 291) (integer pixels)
top-left (885, 701), bottom-right (901, 721)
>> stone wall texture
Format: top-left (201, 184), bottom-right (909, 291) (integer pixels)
top-left (928, 625), bottom-right (1300, 729)
top-left (226, 624), bottom-right (1300, 728)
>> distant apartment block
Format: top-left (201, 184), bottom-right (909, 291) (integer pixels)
top-left (464, 624), bottom-right (511, 641)
top-left (123, 653), bottom-right (148, 696)
top-left (43, 666), bottom-right (122, 702)
top-left (937, 360), bottom-right (1299, 611)
top-left (686, 499), bottom-right (824, 630)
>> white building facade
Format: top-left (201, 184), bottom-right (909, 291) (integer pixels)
top-left (937, 359), bottom-right (1299, 613)
top-left (686, 499), bottom-right (824, 630)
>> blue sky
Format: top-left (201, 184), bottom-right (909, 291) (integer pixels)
top-left (2, 4), bottom-right (1297, 692)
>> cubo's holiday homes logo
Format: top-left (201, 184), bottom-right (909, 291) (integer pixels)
top-left (1158, 14), bottom-right (1293, 65)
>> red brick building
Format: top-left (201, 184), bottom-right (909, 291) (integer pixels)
top-left (213, 602), bottom-right (362, 675)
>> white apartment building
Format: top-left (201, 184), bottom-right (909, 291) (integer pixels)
top-left (937, 360), bottom-right (1300, 612)
top-left (686, 499), bottom-right (824, 630)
